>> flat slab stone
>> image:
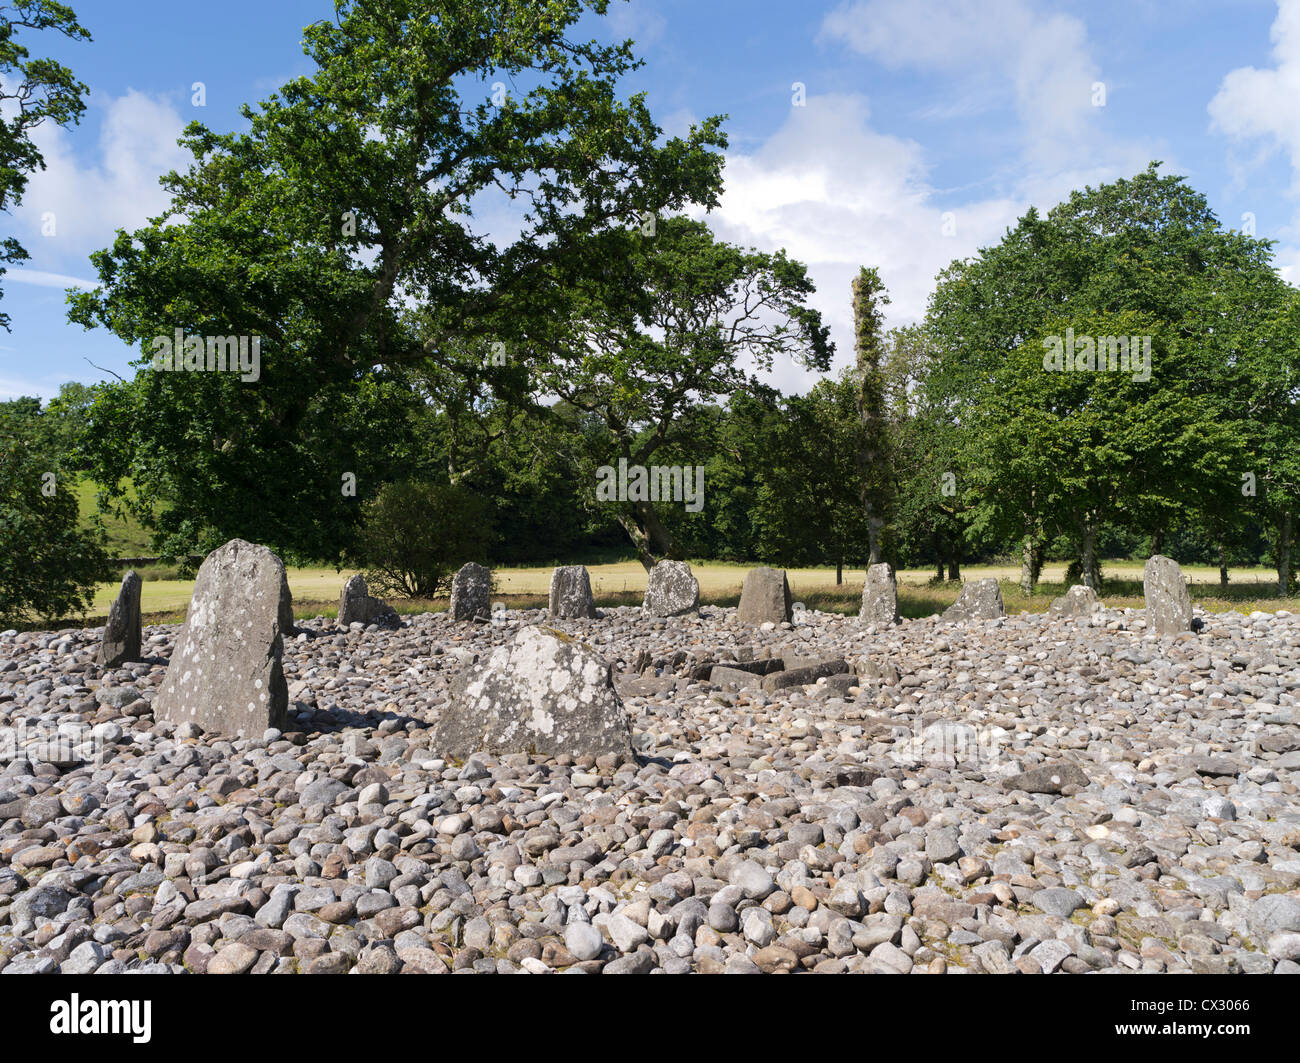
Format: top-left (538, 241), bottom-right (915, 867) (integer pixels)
top-left (942, 578), bottom-right (1005, 622)
top-left (155, 539), bottom-right (290, 737)
top-left (434, 626), bottom-right (632, 759)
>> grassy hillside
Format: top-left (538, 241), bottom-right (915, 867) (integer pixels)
top-left (74, 476), bottom-right (154, 557)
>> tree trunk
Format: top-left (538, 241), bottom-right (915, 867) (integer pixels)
top-left (866, 518), bottom-right (882, 567)
top-left (1019, 531), bottom-right (1040, 596)
top-left (1151, 528), bottom-right (1164, 555)
top-left (1278, 509), bottom-right (1293, 597)
top-left (935, 560), bottom-right (945, 582)
top-left (836, 557), bottom-right (843, 585)
top-left (1217, 540), bottom-right (1229, 587)
top-left (947, 556), bottom-right (961, 582)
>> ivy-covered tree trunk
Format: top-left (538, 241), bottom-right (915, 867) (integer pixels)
top-left (851, 267), bottom-right (893, 566)
top-left (1080, 517), bottom-right (1101, 590)
top-left (1019, 523), bottom-right (1044, 596)
top-left (1277, 510), bottom-right (1293, 597)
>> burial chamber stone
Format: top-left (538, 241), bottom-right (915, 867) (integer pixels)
top-left (941, 578), bottom-right (1005, 622)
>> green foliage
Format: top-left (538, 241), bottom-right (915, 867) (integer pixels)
top-left (0, 1), bottom-right (90, 329)
top-left (0, 408), bottom-right (108, 624)
top-left (354, 480), bottom-right (493, 598)
top-left (68, 0), bottom-right (727, 561)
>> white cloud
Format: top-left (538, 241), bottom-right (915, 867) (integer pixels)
top-left (14, 89), bottom-right (190, 263)
top-left (605, 0), bottom-right (667, 48)
top-left (704, 93), bottom-right (1024, 394)
top-left (698, 1), bottom-right (1165, 394)
top-left (819, 0), bottom-right (1105, 164)
top-left (4, 268), bottom-right (100, 290)
top-left (1209, 0), bottom-right (1300, 271)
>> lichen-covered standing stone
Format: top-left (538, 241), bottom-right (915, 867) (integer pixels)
top-left (155, 539), bottom-right (290, 737)
top-left (96, 570), bottom-right (142, 668)
top-left (449, 562), bottom-right (491, 621)
top-left (1144, 554), bottom-right (1193, 636)
top-left (434, 625), bottom-right (633, 758)
top-left (549, 565), bottom-right (596, 619)
top-left (737, 567), bottom-right (792, 626)
top-left (643, 560), bottom-right (699, 617)
top-left (942, 578), bottom-right (1005, 622)
top-left (859, 562), bottom-right (899, 626)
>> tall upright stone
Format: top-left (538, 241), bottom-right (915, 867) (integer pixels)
top-left (155, 539), bottom-right (289, 737)
top-left (434, 626), bottom-right (633, 759)
top-left (942, 578), bottom-right (1005, 622)
top-left (450, 562), bottom-right (491, 621)
top-left (1144, 554), bottom-right (1193, 636)
top-left (643, 560), bottom-right (699, 617)
top-left (859, 562), bottom-right (899, 626)
top-left (737, 567), bottom-right (793, 626)
top-left (549, 565), bottom-right (597, 619)
top-left (96, 570), bottom-right (143, 668)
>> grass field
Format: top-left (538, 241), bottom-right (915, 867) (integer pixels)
top-left (74, 558), bottom-right (1296, 628)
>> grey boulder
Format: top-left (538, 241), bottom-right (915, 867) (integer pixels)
top-left (338, 574), bottom-right (399, 627)
top-left (1048, 584), bottom-right (1101, 617)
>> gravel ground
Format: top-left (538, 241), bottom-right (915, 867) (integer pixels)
top-left (1, 602), bottom-right (1298, 974)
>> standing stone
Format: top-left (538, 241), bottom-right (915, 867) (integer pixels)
top-left (549, 565), bottom-right (596, 619)
top-left (155, 539), bottom-right (289, 737)
top-left (338, 575), bottom-right (399, 627)
top-left (450, 563), bottom-right (492, 621)
top-left (941, 578), bottom-right (1005, 622)
top-left (433, 626), bottom-right (633, 759)
top-left (737, 567), bottom-right (793, 626)
top-left (96, 570), bottom-right (142, 668)
top-left (1048, 584), bottom-right (1101, 618)
top-left (1144, 554), bottom-right (1193, 636)
top-left (859, 563), bottom-right (899, 626)
top-left (643, 560), bottom-right (699, 617)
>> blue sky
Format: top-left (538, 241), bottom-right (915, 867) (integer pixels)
top-left (5, 0), bottom-right (1300, 400)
